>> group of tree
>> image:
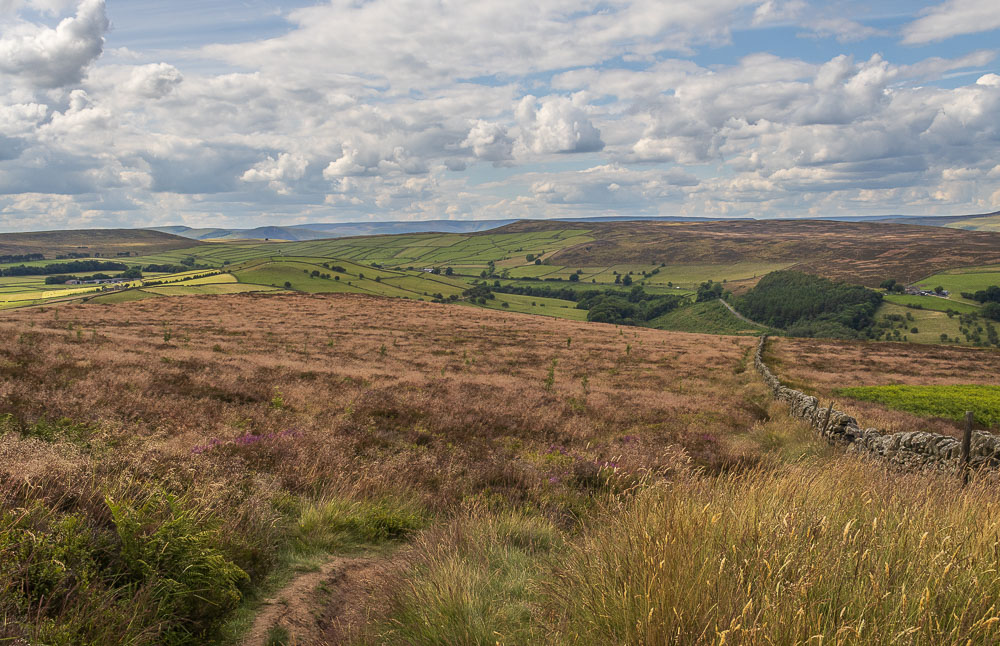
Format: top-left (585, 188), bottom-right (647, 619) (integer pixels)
top-left (0, 253), bottom-right (44, 264)
top-left (581, 287), bottom-right (686, 324)
top-left (478, 281), bottom-right (685, 326)
top-left (963, 285), bottom-right (1000, 304)
top-left (695, 280), bottom-right (725, 302)
top-left (735, 270), bottom-right (883, 338)
top-left (0, 260), bottom-right (130, 277)
top-left (879, 278), bottom-right (908, 293)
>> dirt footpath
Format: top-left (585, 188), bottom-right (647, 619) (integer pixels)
top-left (242, 554), bottom-right (401, 646)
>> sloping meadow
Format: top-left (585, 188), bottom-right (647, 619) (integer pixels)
top-left (5, 292), bottom-right (1000, 645)
top-left (0, 292), bottom-right (764, 644)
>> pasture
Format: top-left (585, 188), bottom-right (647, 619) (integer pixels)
top-left (916, 265), bottom-right (1000, 301)
top-left (883, 293), bottom-right (980, 314)
top-left (876, 302), bottom-right (966, 345)
top-left (466, 291), bottom-right (589, 320)
top-left (767, 336), bottom-right (1000, 436)
top-left (835, 384), bottom-right (1000, 429)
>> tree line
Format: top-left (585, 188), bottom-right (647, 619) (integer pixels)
top-left (474, 282), bottom-right (687, 326)
top-left (0, 260), bottom-right (130, 277)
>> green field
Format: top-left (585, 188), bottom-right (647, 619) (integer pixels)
top-left (644, 262), bottom-right (795, 287)
top-left (649, 300), bottom-right (766, 335)
top-left (129, 229), bottom-right (594, 271)
top-left (88, 289), bottom-right (163, 304)
top-left (143, 283), bottom-right (281, 296)
top-left (876, 302), bottom-right (966, 345)
top-left (835, 384), bottom-right (1000, 428)
top-left (916, 266), bottom-right (1000, 303)
top-left (465, 292), bottom-right (589, 321)
top-left (883, 293), bottom-right (980, 314)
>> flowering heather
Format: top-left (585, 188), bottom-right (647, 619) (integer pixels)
top-left (192, 429), bottom-right (301, 454)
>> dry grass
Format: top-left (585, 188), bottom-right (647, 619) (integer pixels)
top-left (768, 337), bottom-right (1000, 436)
top-left (0, 292), bottom-right (767, 644)
top-left (547, 457), bottom-right (1000, 645)
top-left (8, 292), bottom-right (1000, 645)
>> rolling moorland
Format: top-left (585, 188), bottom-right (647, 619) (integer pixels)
top-left (3, 219), bottom-right (1000, 644)
top-left (5, 219), bottom-right (1000, 346)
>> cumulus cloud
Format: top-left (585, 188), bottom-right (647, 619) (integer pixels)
top-left (461, 120), bottom-right (514, 163)
top-left (127, 63), bottom-right (182, 99)
top-left (241, 153), bottom-right (308, 194)
top-left (902, 0), bottom-right (1000, 44)
top-left (0, 0), bottom-right (108, 88)
top-left (516, 95), bottom-right (604, 155)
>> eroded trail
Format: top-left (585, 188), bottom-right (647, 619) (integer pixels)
top-left (242, 554), bottom-right (401, 646)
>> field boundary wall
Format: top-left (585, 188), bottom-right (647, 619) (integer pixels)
top-left (754, 335), bottom-right (1000, 471)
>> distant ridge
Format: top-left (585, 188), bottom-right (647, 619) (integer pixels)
top-left (146, 211), bottom-right (1000, 242)
top-left (148, 216), bottom-right (752, 241)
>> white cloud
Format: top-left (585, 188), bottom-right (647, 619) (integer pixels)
top-left (902, 0), bottom-right (1000, 45)
top-left (978, 73), bottom-right (1000, 87)
top-left (241, 153), bottom-right (308, 194)
top-left (0, 0), bottom-right (998, 229)
top-left (516, 95), bottom-right (604, 154)
top-left (461, 120), bottom-right (514, 163)
top-left (127, 63), bottom-right (182, 99)
top-left (804, 18), bottom-right (887, 43)
top-left (0, 0), bottom-right (108, 88)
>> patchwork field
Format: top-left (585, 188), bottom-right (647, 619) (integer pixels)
top-left (3, 220), bottom-right (1000, 326)
top-left (510, 219), bottom-right (1000, 286)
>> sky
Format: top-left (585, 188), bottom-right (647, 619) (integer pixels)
top-left (0, 0), bottom-right (998, 231)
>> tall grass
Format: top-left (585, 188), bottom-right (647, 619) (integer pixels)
top-left (553, 459), bottom-right (1000, 645)
top-left (377, 457), bottom-right (1000, 645)
top-left (373, 509), bottom-right (563, 646)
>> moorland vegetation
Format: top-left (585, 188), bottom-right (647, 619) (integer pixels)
top-left (3, 294), bottom-right (1000, 644)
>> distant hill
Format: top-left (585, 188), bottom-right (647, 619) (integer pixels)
top-left (0, 229), bottom-right (197, 260)
top-left (148, 216), bottom-right (766, 241)
top-left (150, 219), bottom-right (523, 241)
top-left (497, 219), bottom-right (1000, 286)
top-left (873, 211), bottom-right (1000, 231)
top-left (148, 212), bottom-right (1000, 242)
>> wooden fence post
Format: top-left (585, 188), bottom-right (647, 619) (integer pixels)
top-left (960, 410), bottom-right (974, 487)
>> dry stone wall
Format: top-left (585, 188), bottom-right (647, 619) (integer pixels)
top-left (754, 336), bottom-right (1000, 471)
